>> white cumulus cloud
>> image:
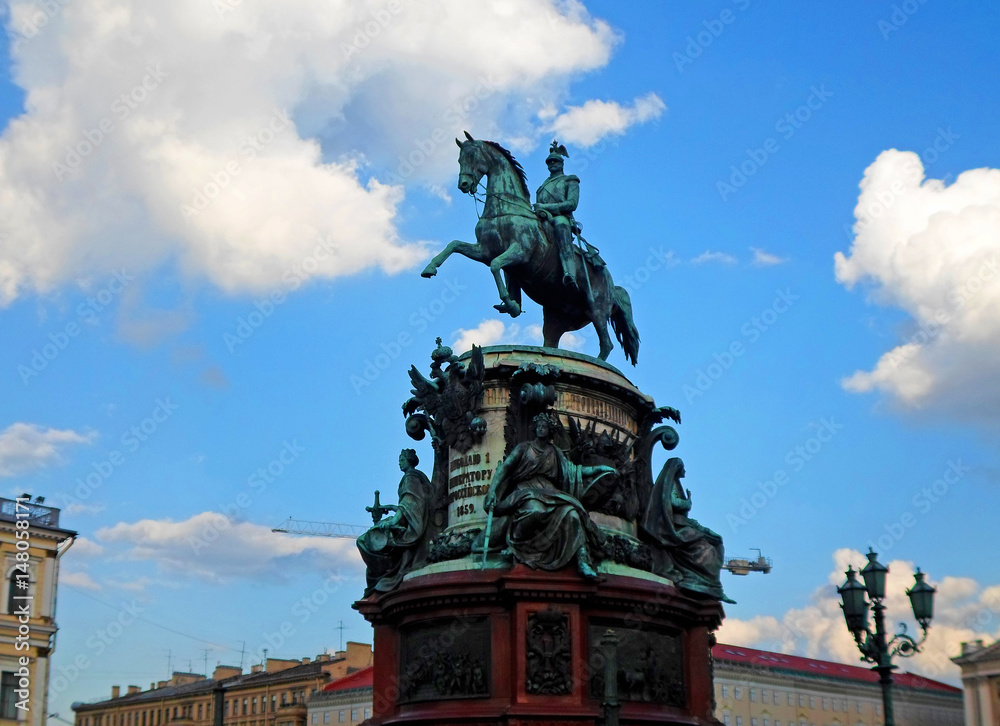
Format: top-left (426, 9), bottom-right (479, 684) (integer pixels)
top-left (835, 150), bottom-right (1000, 420)
top-left (452, 318), bottom-right (586, 353)
top-left (547, 92), bottom-right (665, 147)
top-left (0, 0), bottom-right (621, 303)
top-left (0, 422), bottom-right (95, 477)
top-left (95, 512), bottom-right (362, 583)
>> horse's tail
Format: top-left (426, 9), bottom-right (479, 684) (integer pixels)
top-left (610, 285), bottom-right (640, 366)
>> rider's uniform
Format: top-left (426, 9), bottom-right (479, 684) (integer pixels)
top-left (535, 173), bottom-right (580, 287)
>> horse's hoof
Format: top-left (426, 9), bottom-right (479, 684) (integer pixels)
top-left (420, 265), bottom-right (437, 278)
top-left (494, 301), bottom-right (521, 317)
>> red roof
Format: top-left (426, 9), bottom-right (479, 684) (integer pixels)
top-left (322, 666), bottom-right (373, 692)
top-left (712, 643), bottom-right (961, 695)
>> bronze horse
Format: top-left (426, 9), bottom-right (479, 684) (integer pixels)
top-left (421, 133), bottom-right (640, 365)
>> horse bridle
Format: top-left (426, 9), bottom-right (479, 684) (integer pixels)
top-left (470, 182), bottom-right (538, 221)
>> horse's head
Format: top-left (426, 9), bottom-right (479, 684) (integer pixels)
top-left (455, 131), bottom-right (487, 194)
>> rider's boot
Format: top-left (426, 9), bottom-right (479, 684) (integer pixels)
top-left (557, 231), bottom-right (580, 292)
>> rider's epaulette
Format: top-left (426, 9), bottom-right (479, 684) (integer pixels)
top-left (565, 174), bottom-right (580, 183)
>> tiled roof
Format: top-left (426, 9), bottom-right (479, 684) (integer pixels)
top-left (321, 667), bottom-right (373, 693)
top-left (951, 639), bottom-right (1000, 665)
top-left (713, 643), bottom-right (961, 695)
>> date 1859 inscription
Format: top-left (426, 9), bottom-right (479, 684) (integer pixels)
top-left (448, 450), bottom-right (493, 519)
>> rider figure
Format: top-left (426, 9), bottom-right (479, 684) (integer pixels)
top-left (534, 140), bottom-right (580, 291)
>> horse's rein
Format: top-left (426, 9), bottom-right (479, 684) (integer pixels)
top-left (471, 182), bottom-right (537, 221)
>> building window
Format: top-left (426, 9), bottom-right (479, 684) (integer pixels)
top-left (338, 713), bottom-right (345, 723)
top-left (809, 697), bottom-right (815, 709)
top-left (722, 685), bottom-right (729, 698)
top-left (734, 687), bottom-right (742, 700)
top-left (252, 698), bottom-right (257, 715)
top-left (788, 694), bottom-right (793, 706)
top-left (842, 700), bottom-right (847, 712)
top-left (0, 673), bottom-right (18, 720)
top-left (736, 718), bottom-right (743, 726)
top-left (774, 691), bottom-right (780, 705)
top-left (798, 695), bottom-right (805, 707)
top-left (271, 697), bottom-right (276, 713)
top-left (723, 716), bottom-right (731, 726)
top-left (350, 711), bottom-right (359, 723)
top-left (822, 698), bottom-right (828, 710)
top-left (750, 689), bottom-right (756, 702)
top-left (363, 711), bottom-right (370, 720)
top-left (323, 713), bottom-right (330, 724)
top-left (751, 719), bottom-right (758, 726)
top-left (243, 700), bottom-right (248, 716)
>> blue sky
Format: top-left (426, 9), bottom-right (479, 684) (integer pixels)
top-left (1, 0), bottom-right (998, 713)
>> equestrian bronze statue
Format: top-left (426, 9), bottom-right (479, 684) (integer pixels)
top-left (421, 132), bottom-right (640, 365)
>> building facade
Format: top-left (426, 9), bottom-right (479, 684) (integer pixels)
top-left (221, 642), bottom-right (962, 726)
top-left (72, 643), bottom-right (372, 726)
top-left (951, 639), bottom-right (1000, 726)
top-left (713, 643), bottom-right (963, 726)
top-left (0, 496), bottom-right (76, 726)
top-left (305, 667), bottom-right (372, 726)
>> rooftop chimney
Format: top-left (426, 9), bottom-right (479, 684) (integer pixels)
top-left (212, 665), bottom-right (242, 681)
top-left (961, 640), bottom-right (986, 655)
top-left (127, 686), bottom-right (141, 695)
top-left (111, 686), bottom-right (120, 699)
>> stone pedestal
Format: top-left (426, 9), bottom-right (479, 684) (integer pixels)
top-left (355, 345), bottom-right (725, 725)
top-left (356, 564), bottom-right (722, 725)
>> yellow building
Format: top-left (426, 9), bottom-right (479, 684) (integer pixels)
top-left (951, 639), bottom-right (1000, 726)
top-left (713, 642), bottom-right (964, 726)
top-left (71, 643), bottom-right (372, 726)
top-left (0, 496), bottom-right (76, 726)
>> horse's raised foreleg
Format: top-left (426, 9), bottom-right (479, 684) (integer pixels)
top-left (421, 240), bottom-right (486, 278)
top-left (489, 245), bottom-right (529, 317)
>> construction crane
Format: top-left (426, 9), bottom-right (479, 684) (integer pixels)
top-left (271, 518), bottom-right (368, 538)
top-left (724, 548), bottom-right (773, 576)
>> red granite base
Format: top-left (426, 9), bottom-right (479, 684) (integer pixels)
top-left (354, 564), bottom-right (724, 725)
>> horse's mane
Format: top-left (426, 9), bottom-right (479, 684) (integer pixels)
top-left (483, 140), bottom-right (529, 200)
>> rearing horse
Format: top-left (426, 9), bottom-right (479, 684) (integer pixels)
top-left (421, 132), bottom-right (640, 365)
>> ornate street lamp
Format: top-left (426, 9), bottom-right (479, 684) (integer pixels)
top-left (837, 549), bottom-right (935, 726)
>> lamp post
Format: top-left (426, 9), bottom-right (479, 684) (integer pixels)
top-left (837, 549), bottom-right (936, 726)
